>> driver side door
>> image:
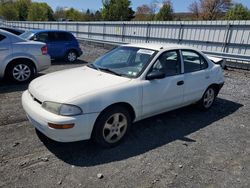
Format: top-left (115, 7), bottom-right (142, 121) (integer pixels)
top-left (141, 50), bottom-right (185, 118)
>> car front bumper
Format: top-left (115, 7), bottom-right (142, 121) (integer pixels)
top-left (22, 90), bottom-right (99, 142)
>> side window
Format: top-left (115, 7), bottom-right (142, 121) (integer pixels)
top-left (36, 32), bottom-right (48, 42)
top-left (48, 32), bottom-right (57, 42)
top-left (55, 32), bottom-right (71, 41)
top-left (152, 50), bottom-right (181, 76)
top-left (182, 50), bottom-right (208, 73)
top-left (0, 34), bottom-right (6, 42)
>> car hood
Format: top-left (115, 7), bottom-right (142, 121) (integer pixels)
top-left (29, 66), bottom-right (131, 103)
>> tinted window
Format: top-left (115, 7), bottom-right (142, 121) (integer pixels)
top-left (182, 50), bottom-right (208, 73)
top-left (36, 32), bottom-right (48, 42)
top-left (152, 50), bottom-right (181, 76)
top-left (0, 34), bottom-right (6, 41)
top-left (48, 32), bottom-right (72, 41)
top-left (58, 32), bottom-right (72, 41)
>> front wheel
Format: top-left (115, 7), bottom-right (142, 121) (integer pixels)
top-left (198, 87), bottom-right (216, 110)
top-left (93, 106), bottom-right (131, 148)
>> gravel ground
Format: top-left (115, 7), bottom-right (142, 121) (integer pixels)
top-left (0, 43), bottom-right (249, 188)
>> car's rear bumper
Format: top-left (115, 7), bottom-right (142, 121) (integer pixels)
top-left (36, 54), bottom-right (51, 72)
top-left (22, 90), bottom-right (99, 142)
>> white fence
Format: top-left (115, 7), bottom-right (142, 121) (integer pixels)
top-left (3, 20), bottom-right (250, 64)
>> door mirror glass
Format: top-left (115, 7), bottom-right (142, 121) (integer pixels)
top-left (146, 70), bottom-right (165, 80)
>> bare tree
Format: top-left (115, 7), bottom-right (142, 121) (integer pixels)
top-left (189, 0), bottom-right (232, 20)
top-left (189, 1), bottom-right (199, 19)
top-left (134, 4), bottom-right (154, 21)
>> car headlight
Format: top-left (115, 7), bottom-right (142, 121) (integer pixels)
top-left (42, 101), bottom-right (82, 116)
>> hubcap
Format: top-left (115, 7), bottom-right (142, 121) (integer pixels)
top-left (68, 52), bottom-right (77, 62)
top-left (203, 88), bottom-right (215, 108)
top-left (12, 64), bottom-right (31, 82)
top-left (103, 113), bottom-right (128, 144)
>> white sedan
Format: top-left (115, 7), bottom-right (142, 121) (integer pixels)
top-left (22, 43), bottom-right (224, 147)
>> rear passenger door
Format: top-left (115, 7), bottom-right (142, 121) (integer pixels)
top-left (181, 50), bottom-right (211, 104)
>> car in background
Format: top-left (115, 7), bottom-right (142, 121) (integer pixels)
top-left (0, 27), bottom-right (24, 35)
top-left (0, 29), bottom-right (50, 83)
top-left (20, 30), bottom-right (83, 62)
top-left (22, 43), bottom-right (224, 147)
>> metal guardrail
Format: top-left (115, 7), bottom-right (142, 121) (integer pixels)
top-left (2, 20), bottom-right (250, 70)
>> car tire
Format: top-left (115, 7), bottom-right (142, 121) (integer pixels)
top-left (198, 86), bottom-right (216, 110)
top-left (65, 50), bottom-right (77, 62)
top-left (6, 61), bottom-right (34, 83)
top-left (93, 106), bottom-right (131, 148)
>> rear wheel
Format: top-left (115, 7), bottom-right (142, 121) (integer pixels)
top-left (65, 50), bottom-right (77, 62)
top-left (6, 62), bottom-right (34, 83)
top-left (93, 106), bottom-right (131, 148)
top-left (198, 87), bottom-right (216, 110)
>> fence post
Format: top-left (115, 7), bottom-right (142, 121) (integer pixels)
top-left (146, 23), bottom-right (151, 43)
top-left (88, 23), bottom-right (90, 39)
top-left (178, 23), bottom-right (184, 44)
top-left (122, 23), bottom-right (126, 42)
top-left (223, 22), bottom-right (232, 53)
top-left (103, 23), bottom-right (106, 40)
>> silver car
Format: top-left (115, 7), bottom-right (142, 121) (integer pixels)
top-left (0, 29), bottom-right (51, 83)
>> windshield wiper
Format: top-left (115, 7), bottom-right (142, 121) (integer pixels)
top-left (98, 67), bottom-right (122, 76)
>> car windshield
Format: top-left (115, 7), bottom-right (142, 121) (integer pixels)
top-left (89, 47), bottom-right (157, 78)
top-left (19, 31), bottom-right (34, 40)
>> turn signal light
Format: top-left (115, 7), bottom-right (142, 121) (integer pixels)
top-left (48, 123), bottom-right (74, 129)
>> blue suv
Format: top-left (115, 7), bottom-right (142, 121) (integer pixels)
top-left (20, 30), bottom-right (83, 62)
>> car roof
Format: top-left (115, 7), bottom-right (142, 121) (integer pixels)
top-left (123, 43), bottom-right (197, 51)
top-left (29, 29), bottom-right (71, 34)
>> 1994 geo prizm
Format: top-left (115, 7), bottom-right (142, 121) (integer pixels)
top-left (22, 43), bottom-right (224, 147)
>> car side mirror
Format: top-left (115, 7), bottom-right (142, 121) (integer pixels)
top-left (146, 70), bottom-right (165, 80)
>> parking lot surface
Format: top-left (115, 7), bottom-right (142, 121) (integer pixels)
top-left (0, 43), bottom-right (249, 188)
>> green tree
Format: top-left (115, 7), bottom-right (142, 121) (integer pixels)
top-left (0, 1), bottom-right (18, 20)
top-left (54, 7), bottom-right (66, 20)
top-left (225, 3), bottom-right (250, 20)
top-left (16, 0), bottom-right (31, 21)
top-left (94, 10), bottom-right (102, 21)
top-left (27, 2), bottom-right (54, 21)
top-left (65, 8), bottom-right (84, 21)
top-left (101, 0), bottom-right (134, 21)
top-left (155, 0), bottom-right (173, 21)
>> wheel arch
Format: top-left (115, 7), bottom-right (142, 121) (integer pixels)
top-left (91, 102), bottom-right (136, 137)
top-left (207, 83), bottom-right (221, 96)
top-left (4, 57), bottom-right (37, 77)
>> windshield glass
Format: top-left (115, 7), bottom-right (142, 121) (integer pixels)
top-left (19, 31), bottom-right (35, 40)
top-left (91, 47), bottom-right (157, 78)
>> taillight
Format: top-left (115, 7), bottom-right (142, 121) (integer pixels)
top-left (41, 45), bottom-right (48, 55)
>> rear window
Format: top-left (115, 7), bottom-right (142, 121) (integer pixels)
top-left (20, 31), bottom-right (35, 40)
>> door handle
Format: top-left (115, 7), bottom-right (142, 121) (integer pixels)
top-left (177, 81), bottom-right (184, 86)
top-left (205, 75), bottom-right (210, 79)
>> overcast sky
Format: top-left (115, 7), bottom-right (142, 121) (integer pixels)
top-left (33, 0), bottom-right (250, 12)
